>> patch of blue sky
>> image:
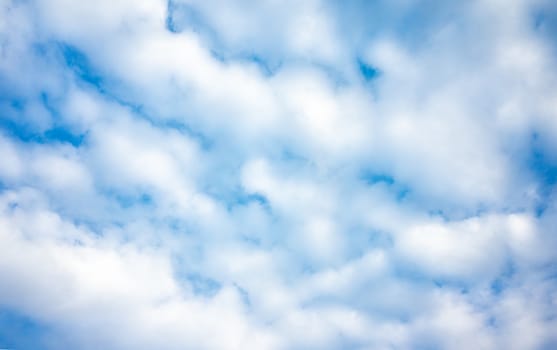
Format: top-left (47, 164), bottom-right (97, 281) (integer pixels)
top-left (0, 109), bottom-right (85, 147)
top-left (234, 283), bottom-right (252, 308)
top-left (0, 120), bottom-right (83, 147)
top-left (242, 53), bottom-right (281, 76)
top-left (393, 0), bottom-right (464, 46)
top-left (165, 217), bottom-right (198, 236)
top-left (360, 170), bottom-right (411, 201)
top-left (1, 48), bottom-right (93, 146)
top-left (0, 308), bottom-right (51, 350)
top-left (186, 273), bottom-right (222, 298)
top-left (55, 42), bottom-right (146, 121)
top-left (392, 257), bottom-right (489, 295)
top-left (528, 132), bottom-right (557, 216)
top-left (357, 58), bottom-right (381, 81)
top-left (426, 201), bottom-right (493, 222)
top-left (391, 264), bottom-right (439, 286)
top-left (233, 192), bottom-right (270, 208)
top-left (165, 1), bottom-right (289, 78)
top-left (58, 43), bottom-right (104, 90)
top-left (278, 148), bottom-right (310, 164)
top-left (315, 61), bottom-right (353, 87)
top-left (532, 2), bottom-right (557, 46)
top-left (156, 119), bottom-right (213, 150)
top-left (530, 147), bottom-right (557, 188)
top-left (112, 192), bottom-right (154, 209)
top-left (167, 0), bottom-right (376, 88)
top-left (166, 0), bottom-right (206, 34)
top-left (329, 0), bottom-right (466, 54)
top-left (489, 275), bottom-right (513, 296)
top-left (366, 228), bottom-right (395, 249)
top-left (87, 90), bottom-right (214, 151)
top-left (410, 337), bottom-right (446, 350)
top-left (239, 235), bottom-right (263, 248)
top-left (214, 51), bottom-right (283, 77)
top-left (212, 186), bottom-right (273, 213)
top-left (362, 172), bottom-right (395, 186)
top-left (165, 0), bottom-right (235, 68)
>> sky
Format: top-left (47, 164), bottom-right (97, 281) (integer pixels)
top-left (1, 0), bottom-right (557, 349)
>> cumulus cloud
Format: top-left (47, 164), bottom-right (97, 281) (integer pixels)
top-left (1, 0), bottom-right (557, 349)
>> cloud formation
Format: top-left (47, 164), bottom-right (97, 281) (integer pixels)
top-left (1, 0), bottom-right (557, 349)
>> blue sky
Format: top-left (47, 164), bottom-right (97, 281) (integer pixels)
top-left (1, 0), bottom-right (557, 349)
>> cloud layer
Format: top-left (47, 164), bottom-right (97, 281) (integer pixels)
top-left (1, 0), bottom-right (557, 349)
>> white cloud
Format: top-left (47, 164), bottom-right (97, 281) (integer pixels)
top-left (1, 0), bottom-right (557, 349)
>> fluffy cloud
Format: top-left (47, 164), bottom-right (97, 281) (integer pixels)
top-left (1, 0), bottom-right (557, 349)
